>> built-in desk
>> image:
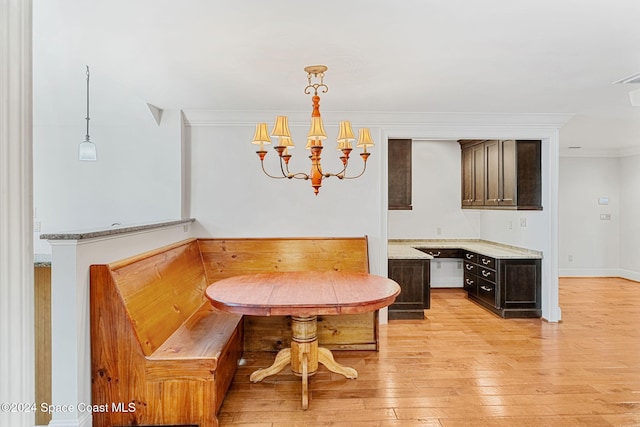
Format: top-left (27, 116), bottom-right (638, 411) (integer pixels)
top-left (389, 240), bottom-right (543, 318)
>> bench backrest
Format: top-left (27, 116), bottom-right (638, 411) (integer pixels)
top-left (197, 237), bottom-right (369, 282)
top-left (106, 238), bottom-right (206, 356)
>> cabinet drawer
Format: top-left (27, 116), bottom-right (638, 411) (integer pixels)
top-left (417, 248), bottom-right (463, 258)
top-left (463, 252), bottom-right (476, 263)
top-left (477, 255), bottom-right (496, 270)
top-left (463, 261), bottom-right (476, 274)
top-left (463, 272), bottom-right (477, 295)
top-left (477, 279), bottom-right (497, 306)
top-left (477, 267), bottom-right (496, 283)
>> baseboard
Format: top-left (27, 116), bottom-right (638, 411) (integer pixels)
top-left (619, 269), bottom-right (640, 283)
top-left (47, 412), bottom-right (92, 427)
top-left (559, 268), bottom-right (640, 283)
top-left (559, 268), bottom-right (622, 277)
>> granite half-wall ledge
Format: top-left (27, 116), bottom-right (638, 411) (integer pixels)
top-left (40, 218), bottom-right (195, 241)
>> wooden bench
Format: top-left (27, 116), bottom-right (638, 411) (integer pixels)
top-left (90, 236), bottom-right (373, 427)
top-left (90, 239), bottom-right (243, 427)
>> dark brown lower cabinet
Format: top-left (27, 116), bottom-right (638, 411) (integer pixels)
top-left (388, 259), bottom-right (430, 320)
top-left (463, 251), bottom-right (541, 318)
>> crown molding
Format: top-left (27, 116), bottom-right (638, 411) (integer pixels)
top-left (182, 109), bottom-right (573, 130)
top-left (561, 145), bottom-right (640, 158)
top-left (182, 110), bottom-right (573, 141)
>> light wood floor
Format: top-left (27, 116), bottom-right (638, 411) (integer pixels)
top-left (218, 277), bottom-right (640, 426)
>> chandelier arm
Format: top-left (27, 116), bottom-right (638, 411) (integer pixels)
top-left (281, 159), bottom-right (310, 180)
top-left (288, 172), bottom-right (311, 180)
top-left (260, 159), bottom-right (288, 179)
top-left (341, 161), bottom-right (368, 180)
top-left (278, 156), bottom-right (289, 177)
top-left (322, 163), bottom-right (348, 179)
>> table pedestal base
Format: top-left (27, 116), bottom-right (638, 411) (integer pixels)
top-left (249, 315), bottom-right (357, 409)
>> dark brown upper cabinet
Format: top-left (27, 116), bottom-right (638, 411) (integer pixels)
top-left (388, 139), bottom-right (412, 210)
top-left (461, 141), bottom-right (486, 207)
top-left (459, 139), bottom-right (542, 210)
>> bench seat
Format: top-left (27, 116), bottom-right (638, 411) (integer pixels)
top-left (149, 304), bottom-right (242, 365)
top-left (90, 236), bottom-right (373, 427)
top-left (90, 239), bottom-right (243, 427)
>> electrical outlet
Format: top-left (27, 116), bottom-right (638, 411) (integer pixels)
top-left (436, 227), bottom-right (442, 235)
top-left (568, 255), bottom-right (573, 262)
top-left (508, 220), bottom-right (513, 230)
top-left (33, 220), bottom-right (41, 232)
top-left (520, 218), bottom-right (527, 227)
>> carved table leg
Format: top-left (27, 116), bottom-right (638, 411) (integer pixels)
top-left (317, 347), bottom-right (358, 379)
top-left (249, 348), bottom-right (291, 383)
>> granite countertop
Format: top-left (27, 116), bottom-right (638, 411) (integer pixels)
top-left (389, 239), bottom-right (543, 260)
top-left (387, 244), bottom-right (433, 260)
top-left (40, 218), bottom-right (195, 241)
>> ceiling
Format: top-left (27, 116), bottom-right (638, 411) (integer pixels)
top-left (33, 0), bottom-right (640, 155)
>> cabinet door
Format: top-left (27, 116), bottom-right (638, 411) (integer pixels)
top-left (499, 259), bottom-right (541, 310)
top-left (499, 139), bottom-right (517, 206)
top-left (471, 144), bottom-right (485, 206)
top-left (484, 140), bottom-right (500, 206)
top-left (461, 147), bottom-right (474, 206)
top-left (486, 139), bottom-right (517, 207)
top-left (388, 259), bottom-right (428, 319)
top-left (388, 139), bottom-right (412, 210)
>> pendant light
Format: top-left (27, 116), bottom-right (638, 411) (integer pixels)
top-left (79, 65), bottom-right (97, 161)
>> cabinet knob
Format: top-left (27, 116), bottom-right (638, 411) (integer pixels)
top-left (482, 259), bottom-right (491, 265)
top-left (482, 270), bottom-right (491, 277)
top-left (465, 278), bottom-right (474, 285)
top-left (480, 285), bottom-right (491, 292)
top-left (466, 264), bottom-right (473, 270)
top-left (429, 251), bottom-right (441, 257)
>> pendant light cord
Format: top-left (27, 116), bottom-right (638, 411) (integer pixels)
top-left (85, 65), bottom-right (90, 140)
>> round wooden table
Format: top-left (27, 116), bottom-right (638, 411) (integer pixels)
top-left (205, 271), bottom-right (400, 409)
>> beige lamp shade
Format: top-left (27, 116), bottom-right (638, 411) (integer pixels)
top-left (279, 136), bottom-right (295, 148)
top-left (271, 116), bottom-right (292, 138)
top-left (307, 116), bottom-right (327, 140)
top-left (252, 123), bottom-right (272, 145)
top-left (337, 121), bottom-right (356, 143)
top-left (336, 121), bottom-right (355, 150)
top-left (356, 128), bottom-right (375, 149)
top-left (336, 141), bottom-right (352, 151)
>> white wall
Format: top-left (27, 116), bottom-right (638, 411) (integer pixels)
top-left (558, 156), bottom-right (621, 276)
top-left (620, 154), bottom-right (640, 281)
top-left (387, 140), bottom-right (480, 239)
top-left (32, 71), bottom-right (182, 253)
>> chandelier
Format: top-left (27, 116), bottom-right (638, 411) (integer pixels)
top-left (251, 65), bottom-right (374, 195)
